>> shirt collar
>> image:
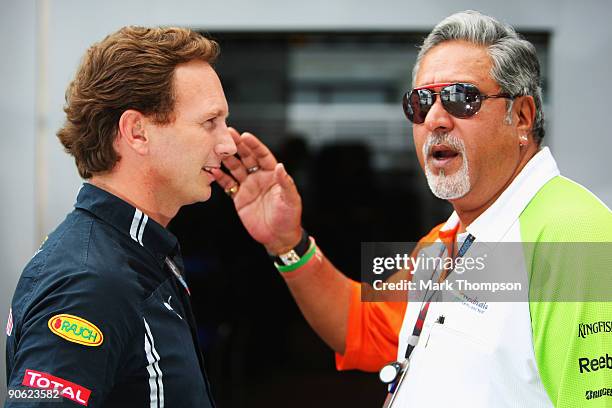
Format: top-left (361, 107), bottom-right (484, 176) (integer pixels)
top-left (74, 183), bottom-right (178, 258)
top-left (438, 147), bottom-right (560, 243)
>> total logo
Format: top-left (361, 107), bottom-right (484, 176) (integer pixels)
top-left (47, 314), bottom-right (103, 347)
top-left (22, 369), bottom-right (91, 406)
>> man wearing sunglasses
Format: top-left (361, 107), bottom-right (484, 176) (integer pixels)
top-left (214, 10), bottom-right (612, 407)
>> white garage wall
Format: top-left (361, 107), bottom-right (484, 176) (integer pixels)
top-left (1, 0), bottom-right (37, 400)
top-left (1, 0), bottom-right (611, 399)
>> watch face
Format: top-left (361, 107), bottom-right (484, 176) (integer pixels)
top-left (280, 250), bottom-right (301, 265)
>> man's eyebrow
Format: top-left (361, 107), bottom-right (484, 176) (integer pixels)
top-left (201, 109), bottom-right (229, 120)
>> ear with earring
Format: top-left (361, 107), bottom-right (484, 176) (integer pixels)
top-left (519, 134), bottom-right (528, 147)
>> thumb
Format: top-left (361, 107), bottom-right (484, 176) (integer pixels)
top-left (274, 163), bottom-right (301, 207)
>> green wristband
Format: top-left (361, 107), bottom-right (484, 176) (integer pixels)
top-left (275, 239), bottom-right (316, 273)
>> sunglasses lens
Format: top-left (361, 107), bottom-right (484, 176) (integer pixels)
top-left (403, 89), bottom-right (433, 124)
top-left (441, 83), bottom-right (482, 118)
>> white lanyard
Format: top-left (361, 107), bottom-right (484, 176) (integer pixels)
top-left (382, 233), bottom-right (476, 408)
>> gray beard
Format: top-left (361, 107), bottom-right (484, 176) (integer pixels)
top-left (422, 132), bottom-right (471, 200)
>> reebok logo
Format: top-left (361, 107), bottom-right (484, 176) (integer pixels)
top-left (579, 354), bottom-right (612, 374)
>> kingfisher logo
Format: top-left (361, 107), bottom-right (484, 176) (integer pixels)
top-left (47, 314), bottom-right (103, 347)
top-left (578, 321), bottom-right (612, 338)
top-left (458, 293), bottom-right (489, 314)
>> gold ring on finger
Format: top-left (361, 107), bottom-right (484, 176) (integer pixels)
top-left (225, 184), bottom-right (239, 198)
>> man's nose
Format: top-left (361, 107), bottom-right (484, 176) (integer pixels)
top-left (423, 97), bottom-right (454, 133)
top-left (215, 124), bottom-right (237, 157)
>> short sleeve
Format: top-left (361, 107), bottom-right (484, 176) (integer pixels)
top-left (334, 223), bottom-right (445, 372)
top-left (335, 281), bottom-right (407, 372)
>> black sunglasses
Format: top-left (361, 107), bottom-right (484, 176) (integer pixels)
top-left (402, 82), bottom-right (515, 124)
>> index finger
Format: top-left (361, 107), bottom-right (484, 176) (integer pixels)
top-left (227, 127), bottom-right (243, 148)
top-left (240, 132), bottom-right (278, 170)
top-left (228, 127), bottom-right (264, 170)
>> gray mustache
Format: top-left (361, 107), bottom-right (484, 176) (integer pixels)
top-left (424, 132), bottom-right (465, 154)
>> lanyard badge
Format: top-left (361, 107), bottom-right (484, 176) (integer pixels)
top-left (380, 359), bottom-right (410, 408)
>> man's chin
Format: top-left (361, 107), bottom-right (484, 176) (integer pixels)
top-left (198, 188), bottom-right (212, 203)
top-left (425, 173), bottom-right (471, 200)
top-left (430, 187), bottom-right (469, 201)
top-left (443, 191), bottom-right (470, 202)
top-left (182, 187), bottom-right (212, 206)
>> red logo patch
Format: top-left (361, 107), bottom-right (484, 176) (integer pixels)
top-left (22, 369), bottom-right (91, 406)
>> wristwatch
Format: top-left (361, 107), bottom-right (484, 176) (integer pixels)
top-left (273, 230), bottom-right (311, 266)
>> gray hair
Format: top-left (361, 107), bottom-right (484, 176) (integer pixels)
top-left (413, 10), bottom-right (545, 143)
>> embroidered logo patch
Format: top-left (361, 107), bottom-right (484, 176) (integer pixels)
top-left (23, 369), bottom-right (91, 406)
top-left (6, 307), bottom-right (13, 337)
top-left (48, 314), bottom-right (103, 347)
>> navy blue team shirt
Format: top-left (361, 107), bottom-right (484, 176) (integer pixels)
top-left (5, 183), bottom-right (215, 407)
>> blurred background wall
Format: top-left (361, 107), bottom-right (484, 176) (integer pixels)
top-left (1, 0), bottom-right (611, 405)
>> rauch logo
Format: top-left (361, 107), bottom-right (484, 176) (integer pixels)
top-left (47, 314), bottom-right (103, 347)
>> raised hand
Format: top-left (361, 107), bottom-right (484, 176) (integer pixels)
top-left (212, 128), bottom-right (303, 255)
